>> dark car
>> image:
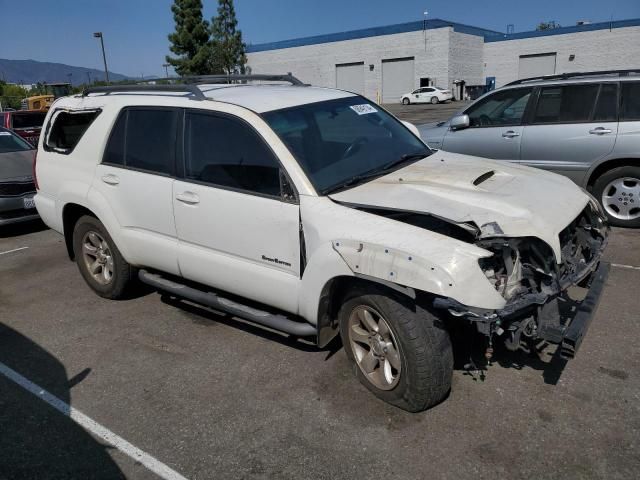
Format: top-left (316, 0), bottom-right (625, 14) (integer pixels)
top-left (0, 126), bottom-right (39, 226)
top-left (0, 110), bottom-right (47, 146)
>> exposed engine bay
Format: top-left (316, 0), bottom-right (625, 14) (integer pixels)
top-left (356, 200), bottom-right (609, 359)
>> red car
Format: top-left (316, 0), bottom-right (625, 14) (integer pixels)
top-left (0, 110), bottom-right (47, 146)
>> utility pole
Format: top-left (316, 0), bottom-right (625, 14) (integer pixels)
top-left (163, 63), bottom-right (170, 79)
top-left (423, 10), bottom-right (429, 52)
top-left (93, 32), bottom-right (110, 83)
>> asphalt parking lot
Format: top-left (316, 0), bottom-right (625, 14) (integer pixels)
top-left (383, 100), bottom-right (470, 124)
top-left (1, 102), bottom-right (638, 480)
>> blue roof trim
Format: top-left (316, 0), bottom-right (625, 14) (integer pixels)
top-left (246, 18), bottom-right (501, 53)
top-left (485, 18), bottom-right (640, 42)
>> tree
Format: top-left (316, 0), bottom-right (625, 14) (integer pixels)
top-left (166, 0), bottom-right (211, 76)
top-left (536, 21), bottom-right (561, 31)
top-left (209, 0), bottom-right (247, 75)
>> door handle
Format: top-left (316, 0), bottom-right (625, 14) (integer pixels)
top-left (175, 192), bottom-right (200, 205)
top-left (589, 127), bottom-right (613, 135)
top-left (502, 130), bottom-right (520, 138)
top-left (101, 174), bottom-right (120, 185)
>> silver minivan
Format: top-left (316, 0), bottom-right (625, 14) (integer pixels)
top-left (420, 70), bottom-right (640, 227)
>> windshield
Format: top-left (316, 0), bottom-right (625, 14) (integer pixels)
top-left (0, 128), bottom-right (33, 153)
top-left (262, 96), bottom-right (432, 193)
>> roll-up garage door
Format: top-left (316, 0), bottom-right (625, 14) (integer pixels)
top-left (336, 62), bottom-right (365, 95)
top-left (518, 53), bottom-right (557, 79)
top-left (382, 57), bottom-right (415, 104)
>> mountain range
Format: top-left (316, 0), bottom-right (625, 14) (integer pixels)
top-left (0, 58), bottom-right (130, 86)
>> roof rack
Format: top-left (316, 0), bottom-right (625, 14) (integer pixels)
top-left (81, 73), bottom-right (306, 99)
top-left (505, 69), bottom-right (640, 86)
top-left (181, 73), bottom-right (305, 85)
top-left (82, 84), bottom-right (207, 99)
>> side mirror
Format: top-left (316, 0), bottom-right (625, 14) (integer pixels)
top-left (401, 120), bottom-right (420, 138)
top-left (450, 114), bottom-right (470, 131)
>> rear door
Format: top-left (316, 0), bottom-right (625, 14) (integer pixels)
top-left (519, 83), bottom-right (618, 185)
top-left (442, 87), bottom-right (532, 160)
top-left (92, 107), bottom-right (180, 274)
top-left (615, 81), bottom-right (640, 162)
top-left (418, 87), bottom-right (435, 103)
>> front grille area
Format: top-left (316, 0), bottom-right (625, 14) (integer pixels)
top-left (558, 203), bottom-right (608, 286)
top-left (0, 180), bottom-right (36, 197)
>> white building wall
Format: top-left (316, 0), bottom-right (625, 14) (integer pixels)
top-left (484, 26), bottom-right (640, 87)
top-left (247, 27), bottom-right (453, 102)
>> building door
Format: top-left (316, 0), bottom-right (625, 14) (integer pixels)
top-left (518, 53), bottom-right (556, 79)
top-left (336, 62), bottom-right (365, 95)
top-left (382, 57), bottom-right (415, 104)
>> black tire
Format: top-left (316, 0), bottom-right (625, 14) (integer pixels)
top-left (72, 215), bottom-right (135, 299)
top-left (592, 165), bottom-right (640, 228)
top-left (338, 284), bottom-right (453, 412)
top-left (430, 96), bottom-right (439, 104)
top-left (402, 98), bottom-right (410, 105)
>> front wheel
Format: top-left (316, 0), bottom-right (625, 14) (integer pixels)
top-left (593, 166), bottom-right (640, 228)
top-left (339, 285), bottom-right (453, 412)
top-left (430, 96), bottom-right (439, 104)
top-left (72, 215), bottom-right (135, 299)
top-left (402, 98), bottom-right (410, 105)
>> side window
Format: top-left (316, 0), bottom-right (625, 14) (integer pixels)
top-left (593, 84), bottom-right (618, 122)
top-left (45, 110), bottom-right (100, 153)
top-left (184, 112), bottom-right (281, 197)
top-left (532, 84), bottom-right (599, 124)
top-left (465, 88), bottom-right (532, 127)
top-left (103, 112), bottom-right (126, 166)
top-left (126, 109), bottom-right (178, 174)
top-left (102, 108), bottom-right (178, 174)
top-left (621, 82), bottom-right (640, 121)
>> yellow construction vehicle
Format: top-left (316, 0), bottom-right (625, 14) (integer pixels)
top-left (21, 83), bottom-right (72, 111)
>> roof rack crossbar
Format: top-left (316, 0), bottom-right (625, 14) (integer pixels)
top-left (180, 73), bottom-right (305, 85)
top-left (505, 69), bottom-right (640, 86)
top-left (82, 84), bottom-right (207, 100)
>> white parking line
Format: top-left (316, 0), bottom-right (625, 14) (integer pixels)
top-left (0, 246), bottom-right (29, 256)
top-left (0, 362), bottom-right (189, 480)
top-left (612, 263), bottom-right (640, 271)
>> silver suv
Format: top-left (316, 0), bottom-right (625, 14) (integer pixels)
top-left (420, 70), bottom-right (640, 228)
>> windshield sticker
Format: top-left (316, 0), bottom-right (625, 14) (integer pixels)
top-left (350, 104), bottom-right (378, 115)
top-left (0, 132), bottom-right (11, 136)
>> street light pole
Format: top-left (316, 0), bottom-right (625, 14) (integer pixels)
top-left (163, 63), bottom-right (170, 79)
top-left (93, 32), bottom-right (110, 83)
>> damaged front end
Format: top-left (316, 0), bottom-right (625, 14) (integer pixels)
top-left (435, 202), bottom-right (610, 359)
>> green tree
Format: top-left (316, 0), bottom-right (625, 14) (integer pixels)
top-left (536, 21), bottom-right (561, 31)
top-left (209, 0), bottom-right (247, 75)
top-left (166, 0), bottom-right (211, 75)
top-left (0, 82), bottom-right (28, 110)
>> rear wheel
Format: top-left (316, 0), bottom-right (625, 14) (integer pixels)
top-left (339, 284), bottom-right (453, 412)
top-left (402, 98), bottom-right (410, 105)
top-left (430, 96), bottom-right (439, 104)
top-left (593, 166), bottom-right (640, 228)
top-left (72, 215), bottom-right (135, 298)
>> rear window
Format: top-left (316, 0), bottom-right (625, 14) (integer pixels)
top-left (0, 128), bottom-right (33, 153)
top-left (45, 110), bottom-right (101, 153)
top-left (11, 112), bottom-right (47, 130)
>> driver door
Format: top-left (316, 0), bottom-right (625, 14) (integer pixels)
top-left (442, 87), bottom-right (533, 160)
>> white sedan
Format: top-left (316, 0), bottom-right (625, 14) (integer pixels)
top-left (401, 87), bottom-right (452, 105)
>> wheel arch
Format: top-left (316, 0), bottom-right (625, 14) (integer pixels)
top-left (62, 203), bottom-right (96, 260)
top-left (586, 157), bottom-right (640, 189)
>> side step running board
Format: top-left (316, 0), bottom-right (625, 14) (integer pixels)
top-left (138, 270), bottom-right (316, 337)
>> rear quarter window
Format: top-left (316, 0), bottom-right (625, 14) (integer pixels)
top-left (44, 110), bottom-right (101, 154)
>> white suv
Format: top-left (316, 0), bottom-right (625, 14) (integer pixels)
top-left (35, 75), bottom-right (609, 411)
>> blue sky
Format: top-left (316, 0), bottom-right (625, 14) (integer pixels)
top-left (0, 0), bottom-right (638, 78)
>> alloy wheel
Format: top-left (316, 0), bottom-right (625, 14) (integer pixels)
top-left (81, 231), bottom-right (114, 285)
top-left (601, 177), bottom-right (640, 221)
top-left (347, 305), bottom-right (401, 390)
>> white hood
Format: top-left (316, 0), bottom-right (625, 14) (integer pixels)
top-left (329, 151), bottom-right (589, 260)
